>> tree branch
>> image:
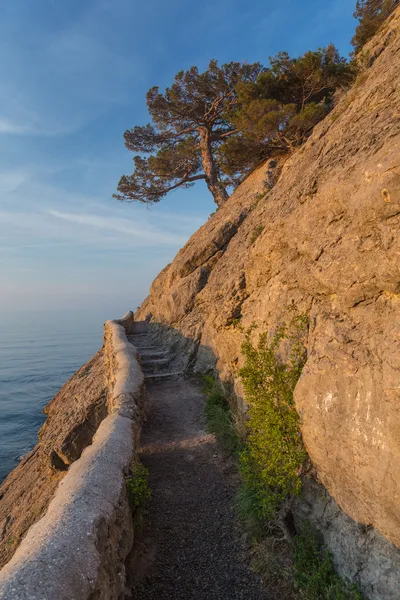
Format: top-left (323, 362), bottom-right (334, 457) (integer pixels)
top-left (211, 128), bottom-right (239, 141)
top-left (114, 173), bottom-right (207, 203)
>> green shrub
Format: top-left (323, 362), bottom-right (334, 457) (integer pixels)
top-left (201, 319), bottom-right (364, 599)
top-left (226, 316), bottom-right (243, 330)
top-left (202, 316), bottom-right (364, 598)
top-left (238, 317), bottom-right (308, 526)
top-left (202, 375), bottom-right (243, 455)
top-left (293, 524), bottom-right (364, 600)
top-left (250, 225), bottom-right (265, 244)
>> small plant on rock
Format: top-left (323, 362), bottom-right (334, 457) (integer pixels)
top-left (250, 225), bottom-right (265, 244)
top-left (293, 523), bottom-right (364, 599)
top-left (126, 459), bottom-right (151, 531)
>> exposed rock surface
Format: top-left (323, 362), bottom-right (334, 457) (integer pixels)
top-left (136, 9), bottom-right (400, 598)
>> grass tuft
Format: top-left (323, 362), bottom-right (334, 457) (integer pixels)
top-left (126, 459), bottom-right (152, 531)
top-left (293, 524), bottom-right (364, 600)
top-left (202, 375), bottom-right (243, 455)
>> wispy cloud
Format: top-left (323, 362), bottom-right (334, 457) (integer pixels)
top-left (0, 117), bottom-right (79, 137)
top-left (47, 210), bottom-right (188, 245)
top-left (0, 169), bottom-right (30, 192)
top-left (0, 118), bottom-right (33, 135)
top-left (0, 3), bottom-right (145, 139)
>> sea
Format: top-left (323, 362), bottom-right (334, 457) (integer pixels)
top-left (0, 308), bottom-right (125, 483)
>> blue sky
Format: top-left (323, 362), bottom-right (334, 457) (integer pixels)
top-left (0, 0), bottom-right (356, 313)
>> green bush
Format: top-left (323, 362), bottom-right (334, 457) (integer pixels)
top-left (293, 524), bottom-right (363, 600)
top-left (238, 317), bottom-right (308, 526)
top-left (201, 319), bottom-right (364, 599)
top-left (202, 375), bottom-right (243, 455)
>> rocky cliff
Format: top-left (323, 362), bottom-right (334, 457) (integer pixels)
top-left (136, 8), bottom-right (400, 598)
top-left (0, 349), bottom-right (107, 569)
top-left (0, 314), bottom-right (146, 600)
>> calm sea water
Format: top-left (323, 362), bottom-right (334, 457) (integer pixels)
top-left (0, 309), bottom-right (122, 482)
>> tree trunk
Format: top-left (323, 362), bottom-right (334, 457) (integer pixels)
top-left (198, 127), bottom-right (229, 208)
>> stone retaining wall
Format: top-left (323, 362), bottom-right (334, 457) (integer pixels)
top-left (0, 312), bottom-right (145, 600)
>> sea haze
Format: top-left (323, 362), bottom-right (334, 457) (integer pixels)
top-left (0, 308), bottom-right (120, 482)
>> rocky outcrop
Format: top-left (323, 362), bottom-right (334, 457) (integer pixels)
top-left (0, 313), bottom-right (146, 600)
top-left (136, 9), bottom-right (400, 599)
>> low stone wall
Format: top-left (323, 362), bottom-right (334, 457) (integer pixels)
top-left (0, 312), bottom-right (145, 600)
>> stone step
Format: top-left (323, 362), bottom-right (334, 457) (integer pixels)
top-left (133, 345), bottom-right (159, 351)
top-left (144, 371), bottom-right (183, 382)
top-left (139, 350), bottom-right (168, 360)
top-left (141, 358), bottom-right (170, 373)
top-left (130, 340), bottom-right (154, 348)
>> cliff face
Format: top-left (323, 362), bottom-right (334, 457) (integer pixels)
top-left (137, 6), bottom-right (400, 593)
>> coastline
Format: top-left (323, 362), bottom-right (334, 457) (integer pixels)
top-left (0, 312), bottom-right (146, 599)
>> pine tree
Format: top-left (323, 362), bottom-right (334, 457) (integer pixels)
top-left (218, 46), bottom-right (353, 183)
top-left (351, 0), bottom-right (398, 53)
top-left (114, 60), bottom-right (262, 207)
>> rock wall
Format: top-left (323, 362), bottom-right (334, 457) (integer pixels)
top-left (0, 312), bottom-right (146, 600)
top-left (136, 9), bottom-right (400, 599)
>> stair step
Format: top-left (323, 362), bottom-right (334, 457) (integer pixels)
top-left (139, 350), bottom-right (168, 359)
top-left (134, 345), bottom-right (159, 351)
top-left (130, 340), bottom-right (154, 348)
top-left (141, 357), bottom-right (169, 366)
top-left (144, 371), bottom-right (183, 382)
top-left (142, 358), bottom-right (170, 373)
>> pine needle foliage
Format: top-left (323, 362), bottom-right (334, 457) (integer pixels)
top-left (115, 46), bottom-right (354, 204)
top-left (218, 46), bottom-right (354, 183)
top-left (352, 0), bottom-right (398, 53)
top-left (114, 60), bottom-right (263, 207)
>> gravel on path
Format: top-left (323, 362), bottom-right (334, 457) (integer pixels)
top-left (128, 377), bottom-right (268, 600)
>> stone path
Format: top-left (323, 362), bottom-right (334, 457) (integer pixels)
top-left (127, 332), bottom-right (267, 600)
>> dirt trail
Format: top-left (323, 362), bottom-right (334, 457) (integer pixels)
top-left (128, 377), bottom-right (267, 600)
